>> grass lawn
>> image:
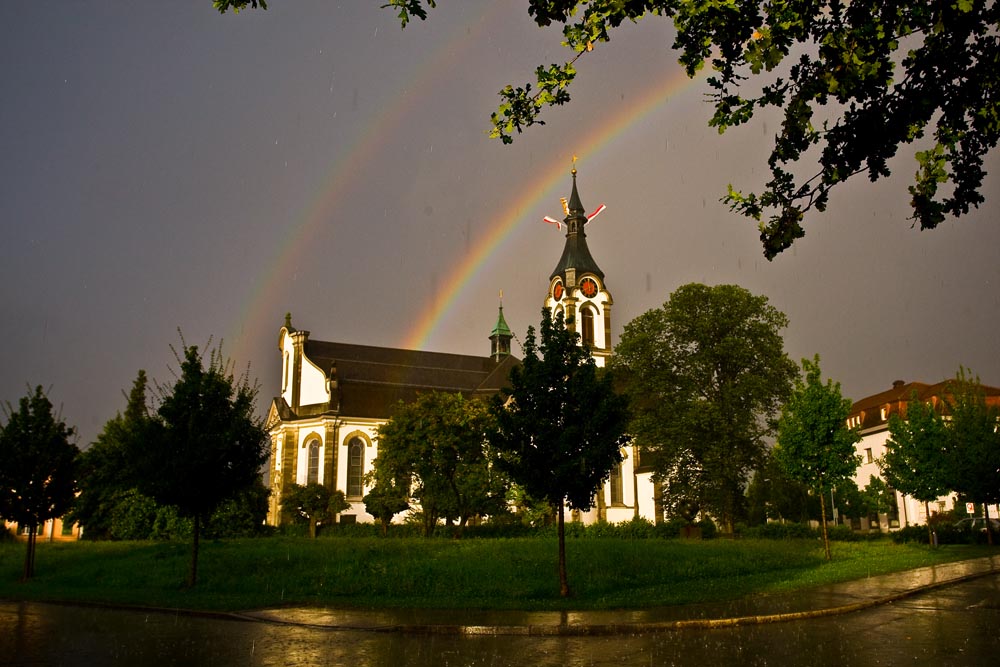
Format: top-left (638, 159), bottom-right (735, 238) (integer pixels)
top-left (0, 537), bottom-right (991, 612)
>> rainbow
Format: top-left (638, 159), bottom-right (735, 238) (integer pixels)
top-left (229, 6), bottom-right (501, 363)
top-left (230, 11), bottom-right (703, 362)
top-left (403, 64), bottom-right (700, 351)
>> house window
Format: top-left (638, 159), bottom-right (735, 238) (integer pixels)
top-left (347, 437), bottom-right (365, 498)
top-left (581, 306), bottom-right (595, 348)
top-left (609, 462), bottom-right (623, 506)
top-left (865, 448), bottom-right (873, 464)
top-left (307, 439), bottom-right (321, 485)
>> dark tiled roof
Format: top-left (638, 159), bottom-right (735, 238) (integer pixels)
top-left (550, 171), bottom-right (605, 282)
top-left (849, 379), bottom-right (1000, 431)
top-left (290, 340), bottom-right (516, 420)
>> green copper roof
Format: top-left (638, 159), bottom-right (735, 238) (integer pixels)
top-left (491, 305), bottom-right (512, 338)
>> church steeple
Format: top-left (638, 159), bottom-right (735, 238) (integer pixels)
top-left (543, 164), bottom-right (613, 367)
top-left (550, 167), bottom-right (605, 285)
top-left (489, 290), bottom-right (513, 361)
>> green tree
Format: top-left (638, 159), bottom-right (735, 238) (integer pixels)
top-left (775, 355), bottom-right (861, 560)
top-left (371, 392), bottom-right (506, 537)
top-left (359, 0), bottom-right (1000, 259)
top-left (362, 473), bottom-right (411, 536)
top-left (861, 475), bottom-right (897, 531)
top-left (745, 451), bottom-right (814, 526)
top-left (944, 367), bottom-right (1000, 545)
top-left (69, 371), bottom-right (151, 540)
top-left (0, 386), bottom-right (79, 580)
top-left (127, 342), bottom-right (269, 587)
top-left (281, 483), bottom-right (349, 538)
top-left (205, 479), bottom-right (271, 539)
top-left (612, 283), bottom-right (797, 532)
top-left (881, 392), bottom-right (950, 545)
top-left (489, 309), bottom-right (630, 597)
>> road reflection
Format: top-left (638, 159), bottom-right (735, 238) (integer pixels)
top-left (2, 574), bottom-right (997, 666)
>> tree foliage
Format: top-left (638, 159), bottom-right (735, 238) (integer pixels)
top-left (943, 367), bottom-right (1000, 544)
top-left (882, 391), bottom-right (951, 503)
top-left (881, 390), bottom-right (950, 543)
top-left (0, 386), bottom-right (79, 580)
top-left (69, 371), bottom-right (150, 540)
top-left (775, 355), bottom-right (861, 559)
top-left (362, 473), bottom-right (411, 536)
top-left (489, 309), bottom-right (630, 597)
top-left (611, 283), bottom-right (797, 532)
top-left (126, 342), bottom-right (268, 586)
top-left (369, 392), bottom-right (506, 537)
top-left (281, 483), bottom-right (349, 538)
top-left (374, 0), bottom-right (1000, 259)
top-left (745, 451), bottom-right (816, 526)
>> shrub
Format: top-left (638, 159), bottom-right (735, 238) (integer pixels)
top-left (891, 521), bottom-right (990, 546)
top-left (739, 522), bottom-right (818, 540)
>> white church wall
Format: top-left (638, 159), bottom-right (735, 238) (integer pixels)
top-left (298, 354), bottom-right (330, 407)
top-left (279, 333), bottom-right (295, 407)
top-left (635, 472), bottom-right (657, 522)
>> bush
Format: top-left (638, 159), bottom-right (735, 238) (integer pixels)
top-left (205, 481), bottom-right (270, 539)
top-left (108, 490), bottom-right (160, 540)
top-left (891, 522), bottom-right (991, 545)
top-left (739, 522), bottom-right (818, 540)
top-left (826, 525), bottom-right (875, 542)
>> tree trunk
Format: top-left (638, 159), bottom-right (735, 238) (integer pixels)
top-left (557, 503), bottom-right (570, 597)
top-left (309, 516), bottom-right (317, 539)
top-left (187, 514), bottom-right (200, 588)
top-left (22, 525), bottom-right (37, 581)
top-left (819, 492), bottom-right (831, 560)
top-left (925, 501), bottom-right (935, 547)
top-left (984, 504), bottom-right (994, 546)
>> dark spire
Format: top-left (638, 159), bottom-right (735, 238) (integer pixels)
top-left (550, 167), bottom-right (605, 282)
top-left (284, 312), bottom-right (296, 332)
top-left (490, 290), bottom-right (513, 361)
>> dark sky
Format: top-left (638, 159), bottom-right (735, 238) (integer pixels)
top-left (3, 2), bottom-right (998, 446)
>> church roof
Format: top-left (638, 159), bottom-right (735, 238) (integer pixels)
top-left (294, 339), bottom-right (516, 419)
top-left (550, 170), bottom-right (605, 282)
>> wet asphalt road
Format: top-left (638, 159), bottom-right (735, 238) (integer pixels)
top-left (2, 573), bottom-right (998, 666)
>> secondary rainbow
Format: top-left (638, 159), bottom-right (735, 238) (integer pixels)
top-left (229, 7), bottom-right (500, 363)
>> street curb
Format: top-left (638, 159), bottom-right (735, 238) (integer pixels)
top-left (7, 560), bottom-right (997, 637)
top-left (234, 563), bottom-right (1000, 636)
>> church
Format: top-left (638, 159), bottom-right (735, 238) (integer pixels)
top-left (265, 168), bottom-right (657, 526)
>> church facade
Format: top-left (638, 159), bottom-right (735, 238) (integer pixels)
top-left (265, 169), bottom-right (658, 526)
top-left (264, 314), bottom-right (519, 525)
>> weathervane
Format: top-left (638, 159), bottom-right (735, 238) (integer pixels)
top-left (542, 154), bottom-right (606, 230)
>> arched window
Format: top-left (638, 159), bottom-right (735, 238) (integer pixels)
top-left (347, 437), bottom-right (365, 498)
top-left (581, 305), bottom-right (595, 348)
top-left (306, 439), bottom-right (320, 485)
top-left (609, 462), bottom-right (623, 506)
top-left (282, 352), bottom-right (290, 391)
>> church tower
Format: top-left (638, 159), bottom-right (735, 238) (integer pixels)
top-left (543, 167), bottom-right (613, 367)
top-left (489, 292), bottom-right (513, 361)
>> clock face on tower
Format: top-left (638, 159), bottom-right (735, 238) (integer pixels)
top-left (580, 277), bottom-right (598, 298)
top-left (553, 281), bottom-right (564, 301)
